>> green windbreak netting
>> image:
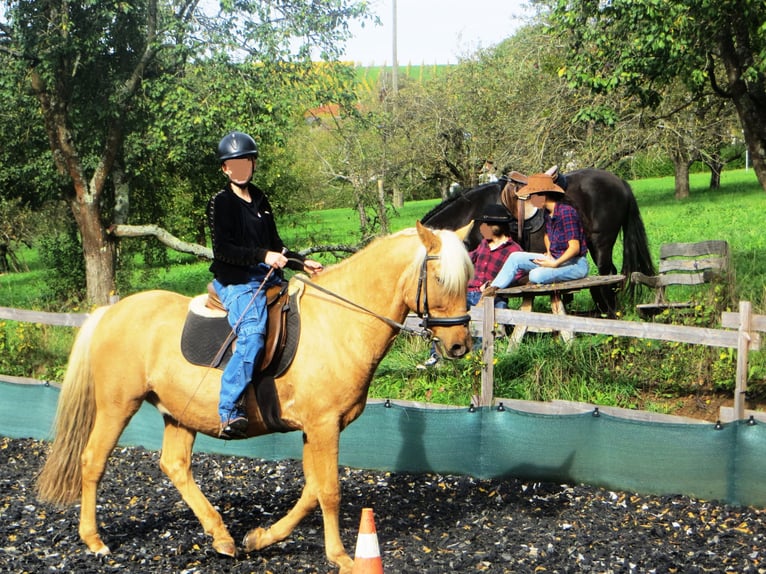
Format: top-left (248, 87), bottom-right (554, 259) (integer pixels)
top-left (2, 381), bottom-right (765, 507)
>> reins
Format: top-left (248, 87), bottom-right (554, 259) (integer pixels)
top-left (291, 253), bottom-right (470, 341)
top-left (292, 274), bottom-right (430, 339)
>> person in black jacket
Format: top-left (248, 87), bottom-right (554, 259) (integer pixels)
top-left (207, 131), bottom-right (323, 439)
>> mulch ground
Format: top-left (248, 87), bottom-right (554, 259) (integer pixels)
top-left (2, 436), bottom-right (765, 573)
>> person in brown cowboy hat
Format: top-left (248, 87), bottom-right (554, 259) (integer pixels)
top-left (484, 172), bottom-right (589, 293)
top-left (419, 203), bottom-right (524, 368)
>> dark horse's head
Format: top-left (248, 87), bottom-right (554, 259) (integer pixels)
top-left (420, 183), bottom-right (503, 251)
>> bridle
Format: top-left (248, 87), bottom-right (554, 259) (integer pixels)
top-left (415, 254), bottom-right (471, 329)
top-left (293, 253), bottom-right (470, 340)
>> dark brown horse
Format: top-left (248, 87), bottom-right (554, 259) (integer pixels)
top-left (422, 168), bottom-right (655, 315)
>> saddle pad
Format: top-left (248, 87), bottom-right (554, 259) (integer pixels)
top-left (180, 309), bottom-right (233, 369)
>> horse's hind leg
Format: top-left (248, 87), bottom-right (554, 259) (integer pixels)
top-left (79, 408), bottom-right (139, 555)
top-left (159, 419), bottom-right (236, 556)
top-left (588, 234), bottom-right (619, 316)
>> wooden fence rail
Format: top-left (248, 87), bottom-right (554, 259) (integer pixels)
top-left (471, 297), bottom-right (761, 420)
top-left (3, 301), bottom-right (764, 421)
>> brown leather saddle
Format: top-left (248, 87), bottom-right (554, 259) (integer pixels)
top-left (180, 281), bottom-right (301, 378)
top-left (499, 165), bottom-right (563, 248)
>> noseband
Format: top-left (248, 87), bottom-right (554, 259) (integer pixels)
top-left (415, 255), bottom-right (471, 329)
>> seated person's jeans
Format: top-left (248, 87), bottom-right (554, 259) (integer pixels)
top-left (467, 289), bottom-right (507, 308)
top-left (490, 252), bottom-right (589, 288)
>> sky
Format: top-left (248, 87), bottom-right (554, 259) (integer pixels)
top-left (341, 0), bottom-right (534, 66)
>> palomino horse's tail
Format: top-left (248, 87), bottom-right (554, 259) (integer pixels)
top-left (620, 185), bottom-right (655, 294)
top-left (36, 306), bottom-right (109, 507)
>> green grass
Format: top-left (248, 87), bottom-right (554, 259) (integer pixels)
top-left (630, 169), bottom-right (766, 307)
top-left (279, 199), bottom-right (442, 249)
top-left (353, 64), bottom-right (450, 93)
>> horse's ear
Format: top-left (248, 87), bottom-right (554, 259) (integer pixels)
top-left (455, 221), bottom-right (474, 241)
top-left (415, 221), bottom-right (442, 252)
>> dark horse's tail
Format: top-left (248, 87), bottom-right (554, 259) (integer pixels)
top-left (620, 181), bottom-right (655, 294)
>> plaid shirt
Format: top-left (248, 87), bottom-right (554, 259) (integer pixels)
top-left (546, 203), bottom-right (588, 258)
top-left (468, 238), bottom-right (523, 291)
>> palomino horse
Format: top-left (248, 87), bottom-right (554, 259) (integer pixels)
top-left (36, 222), bottom-right (474, 573)
top-left (422, 168), bottom-right (655, 315)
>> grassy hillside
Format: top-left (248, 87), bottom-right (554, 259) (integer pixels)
top-left (352, 63), bottom-right (450, 93)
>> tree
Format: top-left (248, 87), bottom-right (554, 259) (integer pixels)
top-left (547, 0), bottom-right (766, 192)
top-left (0, 197), bottom-right (34, 272)
top-left (0, 0), bottom-right (370, 304)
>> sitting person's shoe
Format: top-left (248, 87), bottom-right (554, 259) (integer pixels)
top-left (480, 285), bottom-right (499, 300)
top-left (219, 415), bottom-right (248, 440)
top-left (416, 353), bottom-right (440, 370)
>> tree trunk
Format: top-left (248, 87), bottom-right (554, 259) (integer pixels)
top-left (392, 183), bottom-right (403, 209)
top-left (376, 179), bottom-right (389, 234)
top-left (29, 67), bottom-right (118, 306)
top-left (717, 31), bottom-right (766, 192)
top-left (113, 162), bottom-right (130, 225)
top-left (671, 149), bottom-right (691, 199)
top-left (708, 159), bottom-right (722, 189)
top-left (733, 97), bottom-right (766, 191)
top-left (70, 195), bottom-right (116, 305)
top-left (355, 189), bottom-right (369, 237)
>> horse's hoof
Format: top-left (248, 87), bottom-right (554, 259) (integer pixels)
top-left (83, 535), bottom-right (110, 556)
top-left (242, 527), bottom-right (268, 552)
top-left (213, 538), bottom-right (237, 557)
top-left (337, 556), bottom-right (354, 574)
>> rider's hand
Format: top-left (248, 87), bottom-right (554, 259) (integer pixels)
top-left (265, 250), bottom-right (288, 269)
top-left (303, 260), bottom-right (324, 275)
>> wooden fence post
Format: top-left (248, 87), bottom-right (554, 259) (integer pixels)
top-left (734, 300), bottom-right (752, 420)
top-left (480, 296), bottom-right (495, 407)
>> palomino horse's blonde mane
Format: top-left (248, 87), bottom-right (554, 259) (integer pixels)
top-left (388, 227), bottom-right (473, 297)
top-left (314, 226), bottom-right (473, 298)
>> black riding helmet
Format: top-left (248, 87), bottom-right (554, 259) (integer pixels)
top-left (217, 131), bottom-right (259, 162)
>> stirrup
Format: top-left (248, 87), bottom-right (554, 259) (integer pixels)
top-left (219, 416), bottom-right (248, 440)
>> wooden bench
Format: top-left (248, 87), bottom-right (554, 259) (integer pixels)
top-left (630, 240), bottom-right (730, 318)
top-left (496, 274), bottom-right (626, 346)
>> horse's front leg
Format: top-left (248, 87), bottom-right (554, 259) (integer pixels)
top-left (159, 419), bottom-right (236, 556)
top-left (243, 426), bottom-right (353, 573)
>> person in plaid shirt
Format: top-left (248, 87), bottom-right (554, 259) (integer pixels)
top-left (486, 173), bottom-right (589, 292)
top-left (419, 204), bottom-right (523, 368)
top-left (467, 204), bottom-right (524, 307)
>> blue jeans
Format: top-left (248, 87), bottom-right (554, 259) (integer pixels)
top-left (213, 273), bottom-right (278, 421)
top-left (467, 289), bottom-right (507, 309)
top-left (490, 252), bottom-right (589, 288)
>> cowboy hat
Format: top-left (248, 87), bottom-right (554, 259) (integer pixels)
top-left (515, 173), bottom-right (565, 199)
top-left (476, 204), bottom-right (513, 224)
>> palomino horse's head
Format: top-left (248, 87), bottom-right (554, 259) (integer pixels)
top-left (409, 222), bottom-right (474, 360)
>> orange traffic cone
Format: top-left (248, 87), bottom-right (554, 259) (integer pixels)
top-left (351, 507), bottom-right (384, 573)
